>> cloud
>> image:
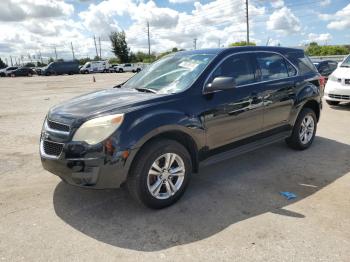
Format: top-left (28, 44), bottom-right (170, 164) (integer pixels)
top-left (0, 0), bottom-right (74, 22)
top-left (267, 7), bottom-right (301, 34)
top-left (270, 0), bottom-right (284, 9)
top-left (169, 0), bottom-right (194, 3)
top-left (320, 0), bottom-right (331, 7)
top-left (325, 4), bottom-right (350, 30)
top-left (308, 33), bottom-right (332, 43)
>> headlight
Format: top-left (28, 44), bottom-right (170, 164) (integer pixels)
top-left (328, 75), bottom-right (339, 82)
top-left (72, 113), bottom-right (124, 145)
top-left (328, 75), bottom-right (336, 82)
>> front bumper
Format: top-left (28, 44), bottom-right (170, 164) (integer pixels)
top-left (324, 81), bottom-right (350, 102)
top-left (40, 139), bottom-right (136, 189)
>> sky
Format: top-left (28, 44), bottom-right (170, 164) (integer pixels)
top-left (0, 0), bottom-right (349, 63)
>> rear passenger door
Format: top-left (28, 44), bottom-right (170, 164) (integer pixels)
top-left (254, 52), bottom-right (297, 130)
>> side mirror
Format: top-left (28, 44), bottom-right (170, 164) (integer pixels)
top-left (204, 76), bottom-right (235, 93)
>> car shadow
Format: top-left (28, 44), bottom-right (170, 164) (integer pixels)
top-left (329, 102), bottom-right (350, 111)
top-left (53, 137), bottom-right (350, 251)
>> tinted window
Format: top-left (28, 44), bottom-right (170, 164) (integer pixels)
top-left (255, 53), bottom-right (289, 80)
top-left (211, 54), bottom-right (256, 86)
top-left (286, 52), bottom-right (317, 75)
top-left (328, 62), bottom-right (338, 71)
top-left (286, 61), bottom-right (297, 76)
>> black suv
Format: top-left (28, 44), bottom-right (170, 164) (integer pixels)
top-left (40, 46), bottom-right (322, 208)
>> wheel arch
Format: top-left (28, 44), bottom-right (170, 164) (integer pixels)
top-left (128, 129), bottom-right (200, 178)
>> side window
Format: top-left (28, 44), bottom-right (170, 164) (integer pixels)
top-left (255, 53), bottom-right (289, 81)
top-left (210, 54), bottom-right (256, 86)
top-left (286, 61), bottom-right (297, 76)
top-left (329, 62), bottom-right (338, 71)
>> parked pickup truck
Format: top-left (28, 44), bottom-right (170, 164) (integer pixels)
top-left (117, 63), bottom-right (142, 73)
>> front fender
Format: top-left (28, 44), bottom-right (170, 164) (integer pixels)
top-left (117, 109), bottom-right (206, 151)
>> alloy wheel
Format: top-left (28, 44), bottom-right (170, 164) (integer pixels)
top-left (299, 115), bottom-right (315, 144)
top-left (147, 153), bottom-right (185, 200)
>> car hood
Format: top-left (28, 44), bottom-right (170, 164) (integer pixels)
top-left (48, 88), bottom-right (166, 124)
top-left (332, 67), bottom-right (350, 78)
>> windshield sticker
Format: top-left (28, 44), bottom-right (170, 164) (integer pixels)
top-left (179, 60), bottom-right (200, 70)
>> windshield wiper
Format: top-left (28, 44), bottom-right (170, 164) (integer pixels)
top-left (113, 81), bottom-right (126, 88)
top-left (134, 87), bottom-right (157, 93)
top-left (340, 65), bottom-right (350, 68)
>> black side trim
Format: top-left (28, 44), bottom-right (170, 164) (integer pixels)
top-left (200, 125), bottom-right (291, 166)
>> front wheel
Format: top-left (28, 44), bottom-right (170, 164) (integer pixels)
top-left (326, 100), bottom-right (340, 106)
top-left (286, 108), bottom-right (317, 150)
top-left (127, 139), bottom-right (192, 209)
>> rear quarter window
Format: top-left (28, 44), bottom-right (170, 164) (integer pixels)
top-left (286, 51), bottom-right (318, 75)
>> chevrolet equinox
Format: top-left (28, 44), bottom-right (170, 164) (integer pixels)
top-left (40, 46), bottom-right (322, 208)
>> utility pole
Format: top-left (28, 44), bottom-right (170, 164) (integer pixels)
top-left (245, 0), bottom-right (250, 45)
top-left (93, 35), bottom-right (99, 59)
top-left (71, 42), bottom-right (75, 60)
top-left (98, 37), bottom-right (102, 60)
top-left (218, 39), bottom-right (221, 48)
top-left (10, 56), bottom-right (13, 66)
top-left (147, 21), bottom-right (151, 59)
top-left (39, 50), bottom-right (43, 64)
top-left (193, 38), bottom-right (197, 50)
top-left (54, 46), bottom-right (58, 61)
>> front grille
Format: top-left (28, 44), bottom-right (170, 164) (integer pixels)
top-left (43, 140), bottom-right (63, 156)
top-left (329, 94), bottom-right (350, 100)
top-left (345, 79), bottom-right (350, 85)
top-left (47, 120), bottom-right (70, 132)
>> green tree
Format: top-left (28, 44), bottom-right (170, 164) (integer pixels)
top-left (110, 31), bottom-right (130, 63)
top-left (48, 57), bottom-right (54, 63)
top-left (156, 47), bottom-right (182, 60)
top-left (306, 42), bottom-right (349, 56)
top-left (108, 57), bottom-right (120, 65)
top-left (79, 57), bottom-right (91, 65)
top-left (229, 41), bottom-right (256, 47)
top-left (0, 58), bottom-right (7, 69)
top-left (24, 62), bottom-right (35, 67)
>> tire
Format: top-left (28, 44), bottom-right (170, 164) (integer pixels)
top-left (119, 69), bottom-right (123, 73)
top-left (286, 108), bottom-right (317, 150)
top-left (326, 100), bottom-right (340, 106)
top-left (127, 139), bottom-right (192, 209)
top-left (45, 72), bottom-right (51, 76)
top-left (28, 73), bottom-right (32, 77)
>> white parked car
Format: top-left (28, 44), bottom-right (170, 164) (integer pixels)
top-left (117, 63), bottom-right (142, 73)
top-left (324, 54), bottom-right (350, 106)
top-left (80, 61), bottom-right (110, 74)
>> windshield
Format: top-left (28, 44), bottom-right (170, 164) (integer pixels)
top-left (341, 55), bottom-right (350, 67)
top-left (123, 53), bottom-right (216, 94)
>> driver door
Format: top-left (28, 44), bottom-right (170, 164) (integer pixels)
top-left (203, 53), bottom-right (264, 149)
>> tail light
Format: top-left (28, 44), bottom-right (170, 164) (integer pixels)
top-left (319, 76), bottom-right (326, 94)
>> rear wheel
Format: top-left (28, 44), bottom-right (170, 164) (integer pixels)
top-left (326, 100), bottom-right (340, 106)
top-left (127, 139), bottom-right (192, 209)
top-left (286, 108), bottom-right (317, 150)
top-left (119, 68), bottom-right (123, 73)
